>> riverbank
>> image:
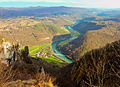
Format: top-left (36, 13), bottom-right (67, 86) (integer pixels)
top-left (51, 25), bottom-right (79, 63)
top-left (52, 39), bottom-right (73, 63)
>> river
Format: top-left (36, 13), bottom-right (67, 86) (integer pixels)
top-left (52, 26), bottom-right (78, 63)
top-left (52, 17), bottom-right (97, 63)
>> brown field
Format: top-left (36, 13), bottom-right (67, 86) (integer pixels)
top-left (0, 16), bottom-right (72, 46)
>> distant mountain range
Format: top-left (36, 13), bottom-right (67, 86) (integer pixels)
top-left (0, 6), bottom-right (120, 18)
top-left (97, 9), bottom-right (120, 17)
top-left (0, 6), bottom-right (98, 18)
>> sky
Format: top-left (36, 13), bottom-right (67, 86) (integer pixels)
top-left (0, 0), bottom-right (120, 8)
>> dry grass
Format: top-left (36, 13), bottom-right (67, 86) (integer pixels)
top-left (0, 60), bottom-right (57, 87)
top-left (0, 61), bottom-right (15, 87)
top-left (0, 17), bottom-right (71, 46)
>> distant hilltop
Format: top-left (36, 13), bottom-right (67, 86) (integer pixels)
top-left (0, 6), bottom-right (98, 18)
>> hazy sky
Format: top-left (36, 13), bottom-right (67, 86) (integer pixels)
top-left (0, 0), bottom-right (120, 8)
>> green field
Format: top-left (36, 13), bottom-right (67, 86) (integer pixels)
top-left (29, 44), bottom-right (48, 55)
top-left (42, 57), bottom-right (63, 65)
top-left (29, 45), bottom-right (64, 65)
top-left (33, 23), bottom-right (70, 34)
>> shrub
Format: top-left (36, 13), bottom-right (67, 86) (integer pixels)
top-left (72, 40), bottom-right (120, 87)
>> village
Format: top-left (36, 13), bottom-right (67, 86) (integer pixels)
top-left (36, 51), bottom-right (47, 58)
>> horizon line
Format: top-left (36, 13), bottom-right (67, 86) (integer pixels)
top-left (0, 6), bottom-right (120, 9)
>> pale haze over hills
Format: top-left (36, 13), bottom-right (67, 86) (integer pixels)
top-left (0, 0), bottom-right (120, 8)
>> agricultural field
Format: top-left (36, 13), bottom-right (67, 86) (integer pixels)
top-left (29, 44), bottom-right (48, 55)
top-left (42, 57), bottom-right (63, 65)
top-left (0, 16), bottom-right (73, 46)
top-left (29, 44), bottom-right (64, 65)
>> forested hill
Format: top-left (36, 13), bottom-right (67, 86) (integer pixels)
top-left (56, 40), bottom-right (120, 87)
top-left (57, 17), bottom-right (120, 60)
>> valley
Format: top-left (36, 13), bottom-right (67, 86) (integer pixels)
top-left (57, 17), bottom-right (120, 60)
top-left (0, 15), bottom-right (78, 65)
top-left (0, 6), bottom-right (120, 87)
top-left (1, 15), bottom-right (120, 64)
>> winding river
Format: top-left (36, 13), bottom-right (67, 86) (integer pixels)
top-left (52, 17), bottom-right (97, 63)
top-left (52, 26), bottom-right (78, 63)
